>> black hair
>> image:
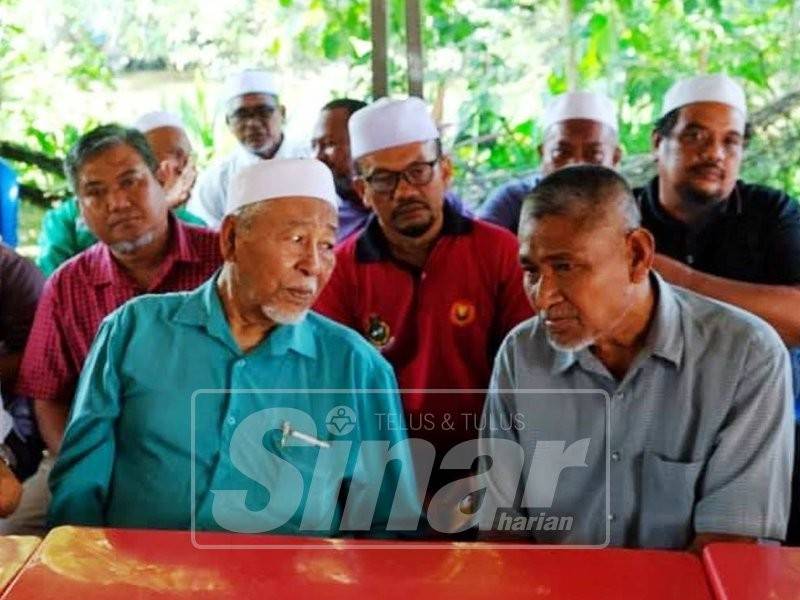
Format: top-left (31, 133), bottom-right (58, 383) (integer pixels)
top-left (64, 123), bottom-right (159, 193)
top-left (321, 98), bottom-right (368, 117)
top-left (653, 107), bottom-right (753, 143)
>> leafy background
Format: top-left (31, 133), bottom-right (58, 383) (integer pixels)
top-left (2, 0), bottom-right (799, 251)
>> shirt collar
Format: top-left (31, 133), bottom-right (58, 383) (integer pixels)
top-left (354, 195), bottom-right (474, 263)
top-left (91, 214), bottom-right (199, 289)
top-left (641, 272), bottom-right (684, 367)
top-left (173, 271), bottom-right (318, 359)
top-left (548, 272), bottom-right (684, 376)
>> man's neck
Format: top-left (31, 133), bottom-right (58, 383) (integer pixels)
top-left (382, 220), bottom-right (444, 270)
top-left (216, 267), bottom-right (276, 353)
top-left (590, 281), bottom-right (656, 381)
top-left (251, 135), bottom-right (283, 160)
top-left (657, 178), bottom-right (726, 226)
top-left (336, 185), bottom-right (364, 209)
top-left (111, 221), bottom-right (171, 289)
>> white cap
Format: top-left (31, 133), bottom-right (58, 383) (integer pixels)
top-left (222, 69), bottom-right (279, 105)
top-left (542, 91), bottom-right (618, 132)
top-left (226, 158), bottom-right (338, 216)
top-left (133, 110), bottom-right (185, 133)
top-left (348, 97), bottom-right (439, 160)
top-left (661, 74), bottom-right (747, 118)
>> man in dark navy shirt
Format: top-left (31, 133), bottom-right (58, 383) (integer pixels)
top-left (478, 91), bottom-right (621, 233)
top-left (634, 73), bottom-right (800, 544)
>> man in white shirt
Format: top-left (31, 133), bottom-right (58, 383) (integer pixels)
top-left (188, 69), bottom-right (302, 227)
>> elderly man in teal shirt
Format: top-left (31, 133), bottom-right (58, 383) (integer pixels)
top-left (49, 158), bottom-right (421, 536)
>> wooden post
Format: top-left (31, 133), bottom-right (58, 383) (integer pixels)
top-left (371, 0), bottom-right (389, 99)
top-left (405, 0), bottom-right (424, 98)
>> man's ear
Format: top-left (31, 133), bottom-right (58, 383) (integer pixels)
top-left (651, 129), bottom-right (664, 155)
top-left (438, 155), bottom-right (454, 187)
top-left (76, 196), bottom-right (88, 221)
top-left (353, 177), bottom-right (370, 209)
top-left (627, 227), bottom-right (655, 283)
top-left (280, 105), bottom-right (287, 119)
top-left (219, 215), bottom-right (238, 261)
top-left (155, 160), bottom-right (173, 187)
top-left (612, 146), bottom-right (623, 168)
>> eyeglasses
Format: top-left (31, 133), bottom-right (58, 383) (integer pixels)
top-left (362, 159), bottom-right (439, 195)
top-left (227, 105), bottom-right (277, 125)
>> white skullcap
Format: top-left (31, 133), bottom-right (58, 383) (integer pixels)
top-left (349, 97), bottom-right (439, 160)
top-left (226, 158), bottom-right (338, 216)
top-left (222, 69), bottom-right (279, 105)
top-left (661, 74), bottom-right (747, 118)
top-left (133, 110), bottom-right (184, 133)
top-left (542, 91), bottom-right (618, 132)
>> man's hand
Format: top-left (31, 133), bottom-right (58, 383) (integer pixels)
top-left (0, 460), bottom-right (21, 517)
top-left (158, 160), bottom-right (197, 209)
top-left (653, 253), bottom-right (694, 288)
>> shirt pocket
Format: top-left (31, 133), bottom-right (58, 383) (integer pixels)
top-left (639, 452), bottom-right (703, 549)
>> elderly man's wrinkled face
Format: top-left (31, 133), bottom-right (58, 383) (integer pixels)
top-left (312, 108), bottom-right (355, 196)
top-left (225, 197), bottom-right (337, 324)
top-left (539, 119), bottom-right (620, 176)
top-left (654, 102), bottom-right (745, 205)
top-left (145, 126), bottom-right (192, 173)
top-left (77, 142), bottom-right (168, 254)
top-left (519, 206), bottom-right (645, 351)
top-left (226, 93), bottom-right (285, 156)
top-left (355, 140), bottom-right (451, 239)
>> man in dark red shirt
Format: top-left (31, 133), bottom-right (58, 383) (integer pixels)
top-left (17, 124), bottom-right (221, 457)
top-left (314, 98), bottom-right (533, 508)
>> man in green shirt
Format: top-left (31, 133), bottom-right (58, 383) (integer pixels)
top-left (37, 111), bottom-right (204, 276)
top-left (49, 158), bottom-right (421, 536)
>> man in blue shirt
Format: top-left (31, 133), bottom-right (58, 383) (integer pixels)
top-left (478, 91), bottom-right (621, 233)
top-left (49, 158), bottom-right (421, 537)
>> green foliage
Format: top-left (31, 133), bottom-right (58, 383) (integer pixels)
top-left (3, 0), bottom-right (800, 251)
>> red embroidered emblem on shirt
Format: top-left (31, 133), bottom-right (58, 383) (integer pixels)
top-left (365, 314), bottom-right (393, 348)
top-left (449, 300), bottom-right (476, 327)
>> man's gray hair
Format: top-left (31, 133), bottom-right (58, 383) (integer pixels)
top-left (520, 165), bottom-right (641, 232)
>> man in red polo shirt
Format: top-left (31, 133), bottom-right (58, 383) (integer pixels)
top-left (10, 124), bottom-right (220, 534)
top-left (314, 97), bottom-right (533, 507)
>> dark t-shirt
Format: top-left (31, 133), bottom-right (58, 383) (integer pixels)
top-left (0, 244), bottom-right (44, 356)
top-left (636, 177), bottom-right (800, 419)
top-left (635, 177), bottom-right (800, 285)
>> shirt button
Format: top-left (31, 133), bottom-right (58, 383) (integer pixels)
top-left (226, 416), bottom-right (236, 426)
top-left (613, 392), bottom-right (623, 402)
top-left (608, 513), bottom-right (616, 522)
top-left (611, 451), bottom-right (621, 462)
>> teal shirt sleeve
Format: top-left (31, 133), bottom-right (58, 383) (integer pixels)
top-left (342, 353), bottom-right (423, 536)
top-left (36, 198), bottom-right (97, 276)
top-left (48, 309), bottom-right (127, 527)
top-left (173, 205), bottom-right (207, 227)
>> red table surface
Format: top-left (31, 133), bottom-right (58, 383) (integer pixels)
top-left (1, 526), bottom-right (712, 599)
top-left (702, 543), bottom-right (800, 600)
top-left (0, 536), bottom-right (40, 594)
